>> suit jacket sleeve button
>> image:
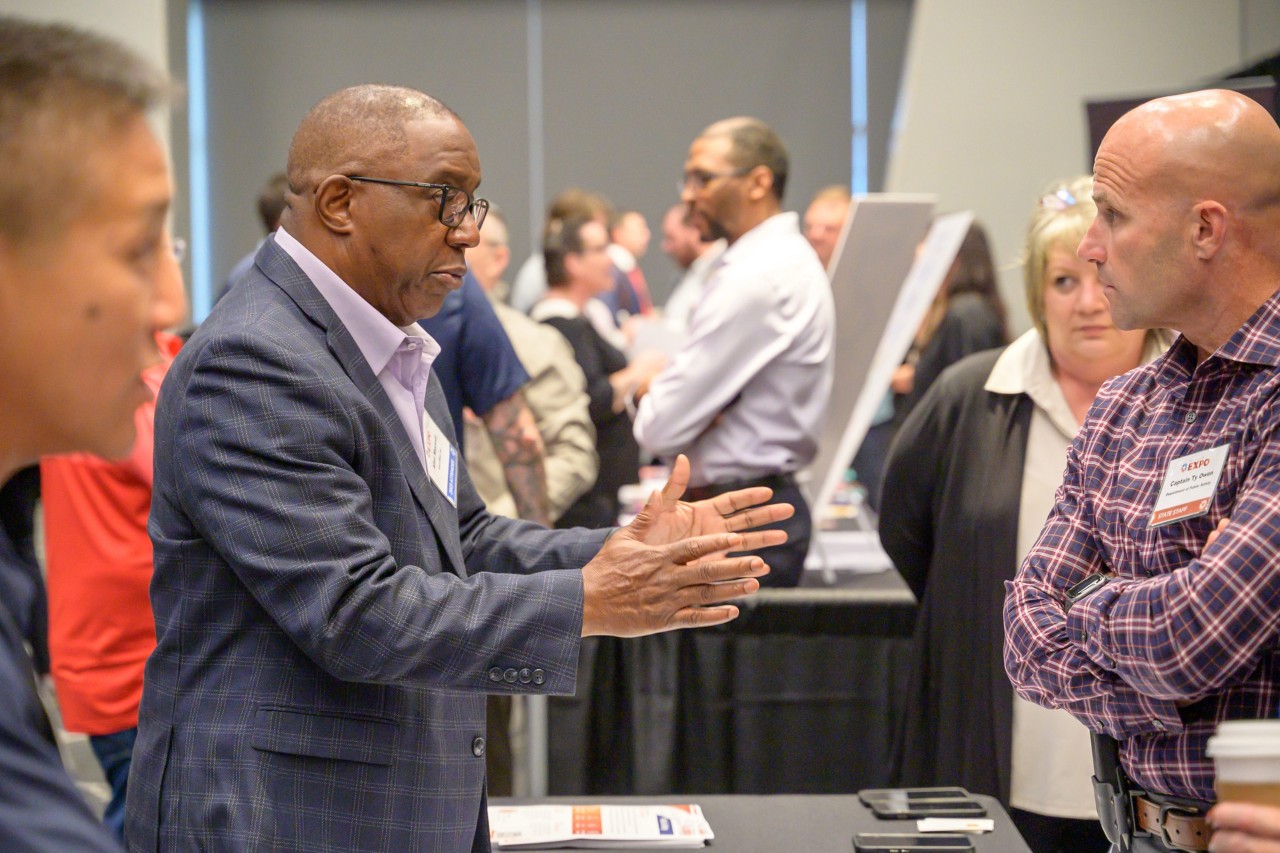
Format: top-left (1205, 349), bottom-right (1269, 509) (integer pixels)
top-left (488, 667), bottom-right (503, 682)
top-left (503, 668), bottom-right (518, 683)
top-left (518, 668), bottom-right (533, 684)
top-left (532, 669), bottom-right (545, 685)
top-left (472, 736), bottom-right (486, 757)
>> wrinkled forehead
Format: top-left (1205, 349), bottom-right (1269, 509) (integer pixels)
top-left (1092, 122), bottom-right (1159, 206)
top-left (394, 114), bottom-right (481, 185)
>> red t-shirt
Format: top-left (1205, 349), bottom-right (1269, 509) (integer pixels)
top-left (40, 333), bottom-right (180, 734)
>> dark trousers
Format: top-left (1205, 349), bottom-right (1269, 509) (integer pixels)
top-left (89, 727), bottom-right (136, 842)
top-left (685, 473), bottom-right (811, 588)
top-left (1010, 806), bottom-right (1110, 853)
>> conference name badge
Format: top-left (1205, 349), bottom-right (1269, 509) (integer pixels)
top-left (422, 412), bottom-right (459, 508)
top-left (1149, 444), bottom-right (1228, 528)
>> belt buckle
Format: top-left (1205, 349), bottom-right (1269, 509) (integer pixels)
top-left (1157, 800), bottom-right (1202, 852)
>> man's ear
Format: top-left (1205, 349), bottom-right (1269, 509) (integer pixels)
top-left (314, 175), bottom-right (357, 235)
top-left (745, 165), bottom-right (774, 203)
top-left (563, 250), bottom-right (582, 280)
top-left (1190, 200), bottom-right (1227, 261)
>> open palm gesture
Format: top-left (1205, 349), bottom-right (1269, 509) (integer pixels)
top-left (639, 455), bottom-right (794, 561)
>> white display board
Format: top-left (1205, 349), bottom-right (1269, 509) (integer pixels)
top-left (809, 200), bottom-right (977, 520)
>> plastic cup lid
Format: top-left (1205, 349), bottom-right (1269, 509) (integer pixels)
top-left (1206, 720), bottom-right (1280, 758)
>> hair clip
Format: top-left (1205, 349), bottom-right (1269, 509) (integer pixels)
top-left (1038, 187), bottom-right (1076, 211)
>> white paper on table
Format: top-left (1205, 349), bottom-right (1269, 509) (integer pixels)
top-left (917, 817), bottom-right (995, 834)
top-left (489, 803), bottom-right (714, 849)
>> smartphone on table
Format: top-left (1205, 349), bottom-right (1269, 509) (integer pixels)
top-left (853, 833), bottom-right (975, 852)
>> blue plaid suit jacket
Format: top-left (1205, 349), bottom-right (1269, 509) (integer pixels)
top-left (126, 238), bottom-right (607, 852)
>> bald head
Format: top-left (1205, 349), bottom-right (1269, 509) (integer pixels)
top-left (285, 85), bottom-right (455, 202)
top-left (277, 83), bottom-right (482, 325)
top-left (1101, 89), bottom-right (1280, 227)
top-left (1082, 89), bottom-right (1280, 354)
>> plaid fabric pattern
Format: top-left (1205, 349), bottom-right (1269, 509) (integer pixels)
top-left (1005, 288), bottom-right (1280, 802)
top-left (126, 239), bottom-right (607, 852)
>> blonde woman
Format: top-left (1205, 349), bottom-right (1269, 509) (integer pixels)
top-left (879, 176), bottom-right (1170, 851)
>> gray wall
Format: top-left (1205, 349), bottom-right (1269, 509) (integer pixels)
top-left (195, 0), bottom-right (855, 318)
top-left (886, 0), bottom-right (1280, 336)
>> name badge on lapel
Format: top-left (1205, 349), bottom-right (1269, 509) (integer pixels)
top-left (421, 412), bottom-right (458, 508)
top-left (1149, 444), bottom-right (1228, 528)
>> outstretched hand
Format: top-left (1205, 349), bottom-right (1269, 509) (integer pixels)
top-left (640, 455), bottom-right (794, 560)
top-left (579, 478), bottom-right (771, 638)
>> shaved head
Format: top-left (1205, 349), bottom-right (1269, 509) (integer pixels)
top-left (1081, 89), bottom-right (1280, 353)
top-left (285, 85), bottom-right (456, 198)
top-left (1100, 89), bottom-right (1280, 238)
top-left (279, 83), bottom-right (481, 325)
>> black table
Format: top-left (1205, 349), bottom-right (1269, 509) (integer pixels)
top-left (494, 794), bottom-right (1031, 852)
top-left (548, 568), bottom-right (919, 795)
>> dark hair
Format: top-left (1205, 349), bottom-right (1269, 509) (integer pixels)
top-left (945, 221), bottom-right (1007, 336)
top-left (0, 16), bottom-right (170, 241)
top-left (547, 187), bottom-right (613, 224)
top-left (257, 172), bottom-right (290, 233)
top-left (543, 215), bottom-right (593, 287)
top-left (712, 118), bottom-right (789, 202)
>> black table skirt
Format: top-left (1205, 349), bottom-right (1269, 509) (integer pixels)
top-left (548, 569), bottom-right (918, 795)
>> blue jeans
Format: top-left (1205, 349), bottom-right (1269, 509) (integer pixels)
top-left (89, 727), bottom-right (136, 842)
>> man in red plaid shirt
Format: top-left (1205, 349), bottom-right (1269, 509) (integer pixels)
top-left (1004, 89), bottom-right (1280, 852)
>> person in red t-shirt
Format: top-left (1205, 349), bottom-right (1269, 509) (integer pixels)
top-left (40, 232), bottom-right (186, 842)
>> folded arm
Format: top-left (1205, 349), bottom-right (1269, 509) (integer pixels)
top-left (1004, 430), bottom-right (1280, 737)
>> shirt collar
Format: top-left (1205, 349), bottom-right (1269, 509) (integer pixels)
top-left (986, 330), bottom-right (1078, 437)
top-left (718, 211), bottom-right (800, 266)
top-left (689, 240), bottom-right (727, 277)
top-left (987, 328), bottom-right (1168, 437)
top-left (273, 227), bottom-right (440, 376)
top-left (529, 295), bottom-right (582, 321)
top-left (1207, 285), bottom-right (1280, 368)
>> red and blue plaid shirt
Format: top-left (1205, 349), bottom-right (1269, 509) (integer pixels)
top-left (1005, 288), bottom-right (1280, 802)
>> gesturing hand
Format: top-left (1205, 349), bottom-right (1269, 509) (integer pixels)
top-left (580, 483), bottom-right (770, 638)
top-left (640, 455), bottom-right (795, 560)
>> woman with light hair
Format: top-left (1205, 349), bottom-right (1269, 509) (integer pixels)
top-left (879, 176), bottom-right (1170, 852)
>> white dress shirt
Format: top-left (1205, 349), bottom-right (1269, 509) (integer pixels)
top-left (633, 212), bottom-right (834, 488)
top-left (661, 239), bottom-right (726, 335)
top-left (274, 228), bottom-right (441, 473)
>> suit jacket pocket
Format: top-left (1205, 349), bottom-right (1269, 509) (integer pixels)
top-left (251, 706), bottom-right (398, 765)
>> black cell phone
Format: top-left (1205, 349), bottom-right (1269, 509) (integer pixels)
top-left (853, 833), bottom-right (975, 852)
top-left (858, 787), bottom-right (971, 806)
top-left (866, 799), bottom-right (987, 819)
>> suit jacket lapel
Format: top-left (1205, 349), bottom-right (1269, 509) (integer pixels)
top-left (256, 239), bottom-right (468, 578)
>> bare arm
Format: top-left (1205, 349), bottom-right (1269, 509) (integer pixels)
top-left (484, 390), bottom-right (551, 526)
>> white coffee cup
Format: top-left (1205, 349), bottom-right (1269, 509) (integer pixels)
top-left (1207, 719), bottom-right (1280, 806)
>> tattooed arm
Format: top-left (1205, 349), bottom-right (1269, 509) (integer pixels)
top-left (484, 390), bottom-right (552, 526)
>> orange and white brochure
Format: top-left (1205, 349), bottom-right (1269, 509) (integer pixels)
top-left (489, 803), bottom-right (715, 849)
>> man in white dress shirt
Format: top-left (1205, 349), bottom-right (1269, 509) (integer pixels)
top-left (632, 117), bottom-right (835, 586)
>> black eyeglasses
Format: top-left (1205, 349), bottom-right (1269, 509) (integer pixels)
top-left (348, 176), bottom-right (489, 229)
top-left (679, 165), bottom-right (754, 193)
